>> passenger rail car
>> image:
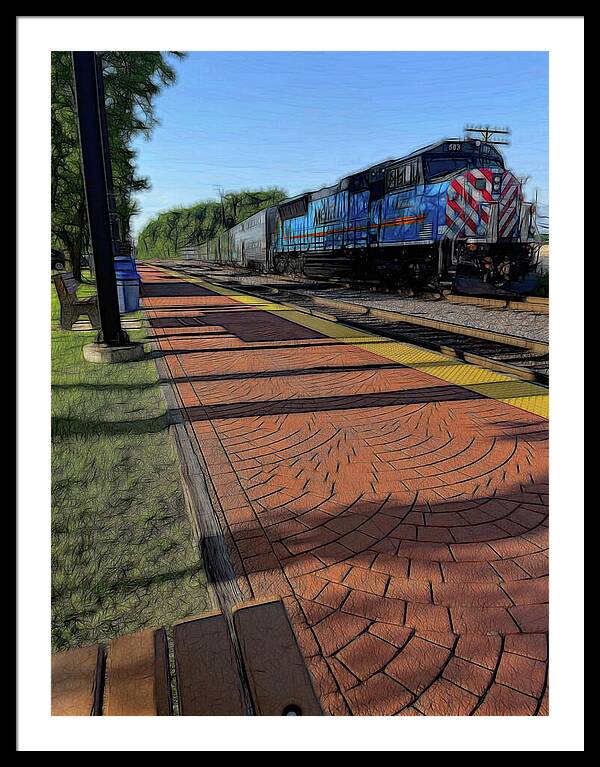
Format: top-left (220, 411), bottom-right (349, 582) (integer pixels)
top-left (197, 136), bottom-right (541, 294)
top-left (197, 207), bottom-right (276, 272)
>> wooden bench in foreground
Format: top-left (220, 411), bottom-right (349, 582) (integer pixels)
top-left (53, 272), bottom-right (100, 330)
top-left (51, 597), bottom-right (323, 716)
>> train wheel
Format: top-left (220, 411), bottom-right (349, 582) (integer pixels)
top-left (290, 254), bottom-right (305, 277)
top-left (272, 254), bottom-right (287, 275)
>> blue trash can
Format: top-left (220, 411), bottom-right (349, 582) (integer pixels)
top-left (115, 270), bottom-right (140, 313)
top-left (114, 255), bottom-right (137, 274)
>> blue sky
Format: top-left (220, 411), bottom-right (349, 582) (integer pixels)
top-left (131, 51), bottom-right (548, 236)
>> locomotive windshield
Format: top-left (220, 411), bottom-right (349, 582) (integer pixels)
top-left (424, 153), bottom-right (504, 181)
top-left (424, 157), bottom-right (471, 180)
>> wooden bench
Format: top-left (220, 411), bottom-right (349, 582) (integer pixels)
top-left (53, 272), bottom-right (100, 330)
top-left (51, 598), bottom-right (323, 716)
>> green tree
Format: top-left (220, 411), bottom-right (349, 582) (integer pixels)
top-left (136, 188), bottom-right (288, 261)
top-left (51, 51), bottom-right (183, 279)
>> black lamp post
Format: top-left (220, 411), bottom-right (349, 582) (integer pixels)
top-left (93, 53), bottom-right (123, 251)
top-left (72, 51), bottom-right (132, 350)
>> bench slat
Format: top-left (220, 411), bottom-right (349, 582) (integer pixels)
top-left (233, 598), bottom-right (323, 716)
top-left (173, 610), bottom-right (247, 715)
top-left (54, 273), bottom-right (79, 304)
top-left (103, 628), bottom-right (172, 716)
top-left (51, 644), bottom-right (104, 716)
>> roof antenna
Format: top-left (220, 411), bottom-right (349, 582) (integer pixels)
top-left (464, 125), bottom-right (511, 145)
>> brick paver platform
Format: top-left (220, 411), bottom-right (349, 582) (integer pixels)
top-left (139, 264), bottom-right (549, 716)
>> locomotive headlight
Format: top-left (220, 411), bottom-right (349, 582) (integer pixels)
top-left (493, 175), bottom-right (501, 187)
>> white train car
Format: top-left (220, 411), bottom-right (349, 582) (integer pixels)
top-left (228, 207), bottom-right (277, 271)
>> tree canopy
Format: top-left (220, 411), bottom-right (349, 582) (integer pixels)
top-left (51, 51), bottom-right (182, 277)
top-left (136, 188), bottom-right (288, 261)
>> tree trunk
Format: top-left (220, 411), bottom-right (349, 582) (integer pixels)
top-left (57, 231), bottom-right (83, 281)
top-left (54, 229), bottom-right (78, 280)
top-left (71, 240), bottom-right (82, 281)
top-left (71, 203), bottom-right (88, 281)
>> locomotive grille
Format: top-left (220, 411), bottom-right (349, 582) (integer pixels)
top-left (419, 222), bottom-right (433, 239)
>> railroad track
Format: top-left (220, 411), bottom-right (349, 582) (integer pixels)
top-left (316, 279), bottom-right (548, 313)
top-left (346, 281), bottom-right (548, 313)
top-left (160, 261), bottom-right (549, 385)
top-left (161, 260), bottom-right (548, 312)
top-left (443, 292), bottom-right (548, 313)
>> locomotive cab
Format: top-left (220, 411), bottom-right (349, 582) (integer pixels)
top-left (422, 139), bottom-right (505, 182)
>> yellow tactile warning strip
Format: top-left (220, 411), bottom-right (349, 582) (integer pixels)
top-left (151, 265), bottom-right (548, 419)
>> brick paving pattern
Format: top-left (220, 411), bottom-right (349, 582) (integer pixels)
top-left (140, 265), bottom-right (549, 716)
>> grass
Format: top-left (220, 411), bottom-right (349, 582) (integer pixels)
top-left (51, 277), bottom-right (210, 653)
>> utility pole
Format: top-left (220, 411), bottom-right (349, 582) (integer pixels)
top-left (72, 51), bottom-right (142, 362)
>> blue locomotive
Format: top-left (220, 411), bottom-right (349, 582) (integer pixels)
top-left (197, 135), bottom-right (541, 294)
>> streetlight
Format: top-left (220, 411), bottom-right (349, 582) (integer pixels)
top-left (72, 51), bottom-right (143, 363)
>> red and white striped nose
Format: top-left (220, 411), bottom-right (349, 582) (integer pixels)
top-left (498, 171), bottom-right (522, 238)
top-left (445, 169), bottom-right (494, 238)
top-left (445, 168), bottom-right (522, 240)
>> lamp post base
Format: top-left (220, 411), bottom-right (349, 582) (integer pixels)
top-left (83, 341), bottom-right (145, 364)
